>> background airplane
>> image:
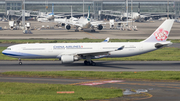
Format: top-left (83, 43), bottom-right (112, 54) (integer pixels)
top-left (64, 6), bottom-right (105, 32)
top-left (54, 6), bottom-right (79, 27)
top-left (37, 4), bottom-right (63, 22)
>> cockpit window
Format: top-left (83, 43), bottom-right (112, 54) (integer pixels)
top-left (6, 48), bottom-right (11, 50)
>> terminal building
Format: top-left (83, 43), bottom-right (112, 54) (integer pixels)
top-left (0, 0), bottom-right (179, 20)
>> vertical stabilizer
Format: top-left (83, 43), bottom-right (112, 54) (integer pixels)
top-left (142, 19), bottom-right (174, 42)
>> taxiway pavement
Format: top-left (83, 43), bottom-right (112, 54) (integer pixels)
top-left (0, 76), bottom-right (180, 101)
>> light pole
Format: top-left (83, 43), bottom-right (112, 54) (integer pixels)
top-left (131, 0), bottom-right (133, 26)
top-left (22, 0), bottom-right (25, 30)
top-left (167, 0), bottom-right (169, 19)
top-left (126, 0), bottom-right (128, 25)
top-left (83, 0), bottom-right (84, 17)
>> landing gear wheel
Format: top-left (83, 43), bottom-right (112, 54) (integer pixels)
top-left (18, 58), bottom-right (22, 65)
top-left (19, 62), bottom-right (22, 65)
top-left (84, 60), bottom-right (96, 66)
top-left (84, 60), bottom-right (90, 65)
top-left (91, 62), bottom-right (96, 66)
top-left (87, 61), bottom-right (90, 65)
top-left (84, 60), bottom-right (88, 65)
top-left (75, 30), bottom-right (79, 32)
top-left (91, 30), bottom-right (95, 32)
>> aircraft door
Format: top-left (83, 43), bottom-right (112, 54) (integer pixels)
top-left (139, 45), bottom-right (143, 51)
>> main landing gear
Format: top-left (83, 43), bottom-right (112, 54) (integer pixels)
top-left (18, 58), bottom-right (22, 65)
top-left (91, 26), bottom-right (96, 32)
top-left (84, 60), bottom-right (96, 66)
top-left (91, 29), bottom-right (95, 32)
top-left (75, 26), bottom-right (79, 32)
top-left (84, 56), bottom-right (96, 66)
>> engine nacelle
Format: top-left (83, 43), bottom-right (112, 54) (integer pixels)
top-left (60, 55), bottom-right (81, 63)
top-left (78, 27), bottom-right (82, 30)
top-left (61, 23), bottom-right (65, 26)
top-left (61, 55), bottom-right (74, 63)
top-left (65, 24), bottom-right (71, 30)
top-left (97, 24), bottom-right (103, 30)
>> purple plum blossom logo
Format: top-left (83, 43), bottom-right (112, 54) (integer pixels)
top-left (154, 28), bottom-right (169, 41)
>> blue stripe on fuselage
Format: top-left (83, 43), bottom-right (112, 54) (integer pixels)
top-left (2, 50), bottom-right (42, 57)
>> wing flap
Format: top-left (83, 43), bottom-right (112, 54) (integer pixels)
top-left (77, 46), bottom-right (124, 56)
top-left (57, 46), bottom-right (124, 58)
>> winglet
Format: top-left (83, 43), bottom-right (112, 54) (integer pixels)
top-left (102, 37), bottom-right (110, 43)
top-left (115, 46), bottom-right (124, 51)
top-left (142, 19), bottom-right (174, 42)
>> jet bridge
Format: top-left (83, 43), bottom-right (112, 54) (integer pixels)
top-left (7, 10), bottom-right (39, 20)
top-left (99, 10), bottom-right (124, 20)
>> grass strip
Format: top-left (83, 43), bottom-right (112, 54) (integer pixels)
top-left (0, 82), bottom-right (122, 101)
top-left (0, 39), bottom-right (180, 43)
top-left (2, 71), bottom-right (180, 81)
top-left (1, 47), bottom-right (180, 61)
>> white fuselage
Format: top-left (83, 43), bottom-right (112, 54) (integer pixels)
top-left (2, 42), bottom-right (158, 59)
top-left (73, 17), bottom-right (91, 29)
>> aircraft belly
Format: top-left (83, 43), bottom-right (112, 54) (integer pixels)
top-left (82, 23), bottom-right (91, 29)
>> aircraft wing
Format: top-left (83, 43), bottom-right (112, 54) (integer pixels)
top-left (77, 46), bottom-right (124, 56)
top-left (64, 21), bottom-right (82, 27)
top-left (54, 18), bottom-right (67, 23)
top-left (66, 21), bottom-right (91, 28)
top-left (114, 21), bottom-right (129, 24)
top-left (57, 46), bottom-right (124, 58)
top-left (70, 23), bottom-right (83, 27)
top-left (54, 15), bottom-right (64, 18)
top-left (90, 21), bottom-right (106, 27)
top-left (108, 21), bottom-right (131, 24)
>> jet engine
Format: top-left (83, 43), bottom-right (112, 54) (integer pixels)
top-left (61, 23), bottom-right (65, 26)
top-left (60, 55), bottom-right (81, 63)
top-left (65, 24), bottom-right (71, 30)
top-left (97, 24), bottom-right (103, 30)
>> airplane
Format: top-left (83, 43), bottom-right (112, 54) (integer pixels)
top-left (2, 19), bottom-right (174, 66)
top-left (122, 3), bottom-right (151, 22)
top-left (37, 4), bottom-right (54, 22)
top-left (54, 6), bottom-right (79, 27)
top-left (54, 17), bottom-right (67, 26)
top-left (64, 6), bottom-right (105, 32)
top-left (37, 4), bottom-right (63, 22)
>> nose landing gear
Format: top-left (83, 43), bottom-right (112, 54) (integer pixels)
top-left (18, 58), bottom-right (22, 65)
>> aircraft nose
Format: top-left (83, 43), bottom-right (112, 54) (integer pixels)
top-left (2, 50), bottom-right (7, 55)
